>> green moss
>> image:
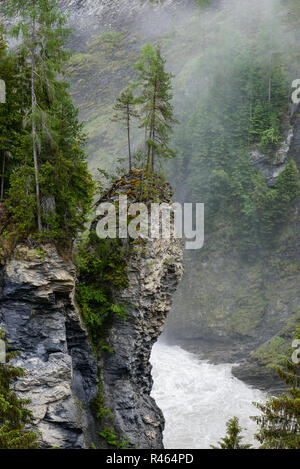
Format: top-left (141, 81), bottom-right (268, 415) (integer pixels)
top-left (91, 371), bottom-right (133, 449)
top-left (250, 309), bottom-right (300, 370)
top-left (98, 427), bottom-right (132, 449)
top-left (252, 336), bottom-right (288, 368)
top-left (75, 232), bottom-right (128, 350)
top-left (75, 231), bottom-right (133, 448)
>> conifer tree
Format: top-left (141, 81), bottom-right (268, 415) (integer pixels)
top-left (2, 1), bottom-right (94, 243)
top-left (0, 26), bottom-right (8, 200)
top-left (112, 87), bottom-right (139, 172)
top-left (135, 44), bottom-right (177, 171)
top-left (3, 0), bottom-right (72, 232)
top-left (211, 417), bottom-right (252, 449)
top-left (0, 331), bottom-right (39, 449)
top-left (252, 332), bottom-right (300, 449)
top-left (0, 25), bottom-right (30, 202)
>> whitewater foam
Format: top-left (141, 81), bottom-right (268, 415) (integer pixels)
top-left (151, 342), bottom-right (266, 449)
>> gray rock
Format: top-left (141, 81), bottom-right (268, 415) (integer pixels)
top-left (58, 0), bottom-right (195, 47)
top-left (0, 231), bottom-right (183, 449)
top-left (250, 127), bottom-right (294, 187)
top-left (0, 244), bottom-right (98, 449)
top-left (91, 173), bottom-right (184, 448)
top-left (100, 236), bottom-right (184, 448)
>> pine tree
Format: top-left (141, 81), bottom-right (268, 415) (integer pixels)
top-left (0, 26), bottom-right (9, 201)
top-left (135, 44), bottom-right (177, 172)
top-left (112, 87), bottom-right (139, 172)
top-left (0, 26), bottom-right (30, 202)
top-left (252, 332), bottom-right (300, 449)
top-left (0, 331), bottom-right (39, 449)
top-left (2, 1), bottom-right (94, 244)
top-left (3, 0), bottom-right (72, 232)
top-left (211, 417), bottom-right (252, 449)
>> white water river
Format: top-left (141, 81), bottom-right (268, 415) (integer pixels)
top-left (150, 342), bottom-right (266, 449)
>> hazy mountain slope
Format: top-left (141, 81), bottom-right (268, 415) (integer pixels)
top-left (62, 0), bottom-right (300, 392)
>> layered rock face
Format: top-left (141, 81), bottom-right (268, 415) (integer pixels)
top-left (0, 222), bottom-right (183, 448)
top-left (59, 0), bottom-right (193, 37)
top-left (92, 172), bottom-right (184, 448)
top-left (100, 236), bottom-right (183, 448)
top-left (0, 245), bottom-right (98, 448)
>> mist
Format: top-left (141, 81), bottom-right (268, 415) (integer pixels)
top-left (60, 0), bottom-right (300, 357)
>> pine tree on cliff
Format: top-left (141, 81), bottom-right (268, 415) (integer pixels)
top-left (112, 87), bottom-right (139, 172)
top-left (0, 332), bottom-right (39, 449)
top-left (0, 25), bottom-right (9, 201)
top-left (0, 25), bottom-right (31, 202)
top-left (3, 0), bottom-right (72, 232)
top-left (135, 44), bottom-right (177, 172)
top-left (252, 331), bottom-right (300, 449)
top-left (211, 417), bottom-right (252, 449)
top-left (2, 1), bottom-right (94, 243)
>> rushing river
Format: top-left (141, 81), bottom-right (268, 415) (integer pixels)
top-left (150, 342), bottom-right (266, 449)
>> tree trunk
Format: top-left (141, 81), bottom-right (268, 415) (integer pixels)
top-left (31, 18), bottom-right (42, 232)
top-left (0, 152), bottom-right (5, 200)
top-left (140, 125), bottom-right (148, 201)
top-left (151, 79), bottom-right (157, 172)
top-left (127, 104), bottom-right (131, 171)
top-left (152, 130), bottom-right (155, 172)
top-left (268, 46), bottom-right (273, 103)
top-left (148, 78), bottom-right (157, 172)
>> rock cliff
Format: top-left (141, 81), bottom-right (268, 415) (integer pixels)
top-left (100, 234), bottom-right (183, 448)
top-left (0, 245), bottom-right (98, 448)
top-left (91, 171), bottom-right (184, 448)
top-left (0, 192), bottom-right (183, 448)
top-left (58, 0), bottom-right (194, 48)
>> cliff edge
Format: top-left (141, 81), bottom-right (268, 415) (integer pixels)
top-left (0, 173), bottom-right (183, 448)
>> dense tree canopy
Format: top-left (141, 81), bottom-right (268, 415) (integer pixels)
top-left (0, 1), bottom-right (95, 246)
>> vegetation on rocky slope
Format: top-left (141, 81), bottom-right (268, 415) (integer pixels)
top-left (252, 330), bottom-right (300, 449)
top-left (0, 332), bottom-right (39, 449)
top-left (1, 0), bottom-right (300, 447)
top-left (0, 1), bottom-right (94, 249)
top-left (65, 0), bottom-right (300, 383)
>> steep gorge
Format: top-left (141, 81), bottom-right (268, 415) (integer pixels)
top-left (166, 99), bottom-right (300, 393)
top-left (1, 0), bottom-right (300, 449)
top-left (0, 245), bottom-right (98, 448)
top-left (61, 0), bottom-right (300, 394)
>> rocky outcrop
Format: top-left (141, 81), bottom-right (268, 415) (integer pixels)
top-left (59, 0), bottom-right (194, 40)
top-left (100, 236), bottom-right (183, 448)
top-left (0, 196), bottom-right (183, 448)
top-left (0, 245), bottom-right (98, 448)
top-left (92, 171), bottom-right (184, 448)
top-left (250, 127), bottom-right (294, 187)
